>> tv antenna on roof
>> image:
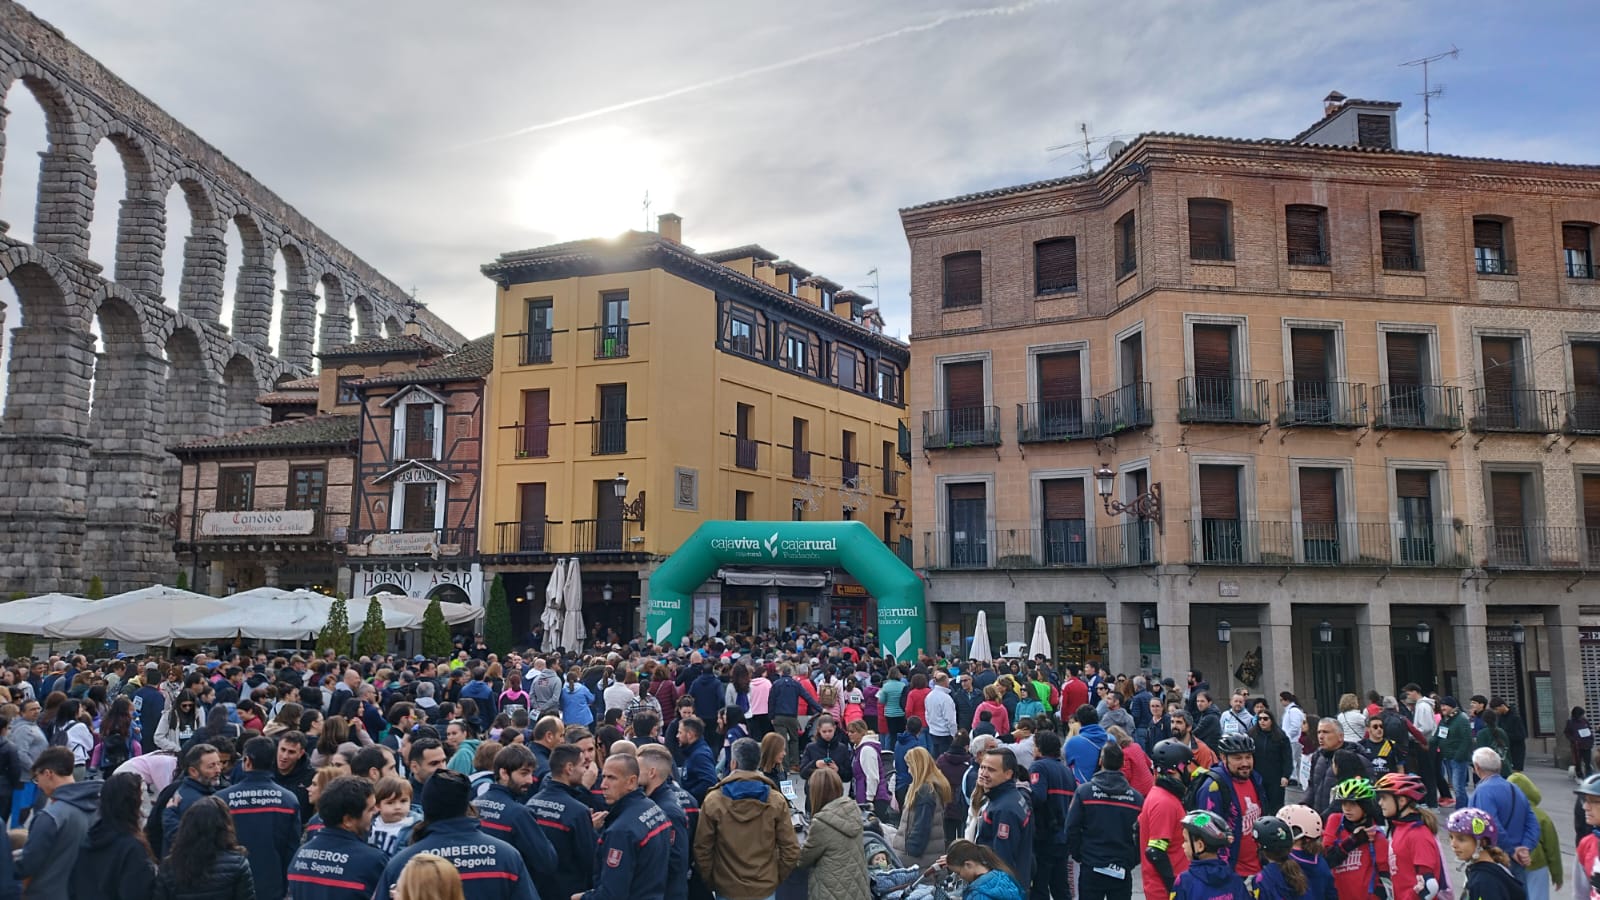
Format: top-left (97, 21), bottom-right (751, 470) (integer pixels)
top-left (642, 190), bottom-right (651, 230)
top-left (859, 268), bottom-right (880, 304)
top-left (1400, 45), bottom-right (1458, 152)
top-left (1046, 123), bottom-right (1138, 173)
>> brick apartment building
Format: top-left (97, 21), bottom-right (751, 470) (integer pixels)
top-left (902, 94), bottom-right (1600, 756)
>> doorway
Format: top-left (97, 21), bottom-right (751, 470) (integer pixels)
top-left (1390, 626), bottom-right (1437, 694)
top-left (1310, 625), bottom-right (1354, 719)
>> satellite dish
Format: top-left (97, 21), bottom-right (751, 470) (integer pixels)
top-left (1106, 140), bottom-right (1128, 159)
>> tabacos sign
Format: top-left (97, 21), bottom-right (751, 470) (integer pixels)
top-left (708, 531), bottom-right (840, 563)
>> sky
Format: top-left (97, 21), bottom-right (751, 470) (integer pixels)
top-left (4, 0), bottom-right (1600, 349)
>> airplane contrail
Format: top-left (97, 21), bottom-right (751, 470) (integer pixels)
top-left (455, 0), bottom-right (1060, 149)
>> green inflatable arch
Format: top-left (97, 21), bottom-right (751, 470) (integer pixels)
top-left (646, 520), bottom-right (926, 659)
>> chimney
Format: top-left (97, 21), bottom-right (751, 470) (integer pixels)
top-left (1323, 91), bottom-right (1347, 118)
top-left (657, 213), bottom-right (682, 244)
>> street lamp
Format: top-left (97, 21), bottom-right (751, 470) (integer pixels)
top-left (1094, 464), bottom-right (1163, 533)
top-left (612, 472), bottom-right (646, 526)
top-left (1217, 620), bottom-right (1232, 644)
top-left (1316, 620), bottom-right (1333, 644)
top-left (1141, 607), bottom-right (1157, 631)
top-left (890, 499), bottom-right (907, 522)
top-left (602, 582), bottom-right (614, 602)
top-left (1416, 621), bottom-right (1432, 645)
top-left (1510, 621), bottom-right (1526, 646)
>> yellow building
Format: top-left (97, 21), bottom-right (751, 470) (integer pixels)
top-left (479, 215), bottom-right (911, 641)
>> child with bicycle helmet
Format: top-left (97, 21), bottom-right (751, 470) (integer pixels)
top-left (1574, 773), bottom-right (1600, 900)
top-left (1246, 815), bottom-right (1321, 900)
top-left (1324, 777), bottom-right (1390, 899)
top-left (1172, 810), bottom-right (1249, 900)
top-left (1376, 772), bottom-right (1447, 900)
top-left (1445, 808), bottom-right (1522, 900)
top-left (1275, 804), bottom-right (1336, 900)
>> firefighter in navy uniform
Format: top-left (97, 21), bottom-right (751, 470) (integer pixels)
top-left (374, 770), bottom-right (536, 900)
top-left (1027, 731), bottom-right (1075, 900)
top-left (219, 736), bottom-right (303, 900)
top-left (288, 776), bottom-right (388, 900)
top-left (528, 744), bottom-right (599, 900)
top-left (975, 746), bottom-right (1035, 884)
top-left (638, 745), bottom-right (690, 900)
top-left (477, 745), bottom-right (558, 874)
top-left (580, 753), bottom-right (671, 900)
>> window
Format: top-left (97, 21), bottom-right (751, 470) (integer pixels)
top-left (881, 440), bottom-right (898, 495)
top-left (942, 360), bottom-right (987, 443)
top-left (522, 390), bottom-right (550, 458)
top-left (1357, 114), bottom-right (1393, 149)
top-left (1197, 465), bottom-right (1242, 562)
top-left (735, 403), bottom-right (757, 470)
top-left (1285, 205), bottom-right (1329, 265)
top-left (785, 333), bottom-right (808, 371)
top-left (1034, 238), bottom-right (1078, 293)
top-left (1115, 212), bottom-right (1137, 277)
top-left (218, 468), bottom-right (254, 511)
top-left (1474, 218), bottom-right (1511, 274)
top-left (596, 384), bottom-right (627, 454)
top-left (947, 483), bottom-right (988, 568)
top-left (598, 291), bottom-right (629, 359)
top-left (1189, 324), bottom-right (1241, 418)
top-left (792, 498), bottom-right (805, 521)
top-left (517, 483), bottom-right (546, 552)
top-left (1382, 331), bottom-right (1438, 427)
top-left (1041, 477), bottom-right (1087, 564)
top-left (1379, 211), bottom-right (1421, 271)
top-left (1584, 474), bottom-right (1600, 562)
top-left (1297, 468), bottom-right (1341, 563)
top-left (524, 299), bottom-right (553, 365)
top-left (1571, 342), bottom-right (1600, 432)
top-left (791, 418), bottom-right (810, 479)
top-left (337, 376), bottom-right (362, 405)
top-left (401, 482), bottom-right (437, 532)
top-left (1034, 350), bottom-right (1084, 439)
top-left (735, 490), bottom-right (752, 521)
top-left (729, 317), bottom-right (754, 356)
top-left (1286, 328), bottom-right (1337, 424)
top-left (288, 466), bottom-right (325, 511)
top-left (883, 511), bottom-right (895, 544)
top-left (1487, 470), bottom-right (1535, 566)
top-left (788, 273), bottom-right (801, 295)
top-left (1479, 336), bottom-right (1526, 429)
top-left (1396, 470), bottom-right (1438, 564)
top-left (1565, 224), bottom-right (1594, 278)
top-left (841, 430), bottom-right (858, 486)
top-left (835, 346), bottom-right (859, 391)
top-left (941, 252), bottom-right (982, 308)
top-left (877, 363), bottom-right (901, 404)
top-left (594, 481), bottom-right (623, 551)
top-left (403, 403), bottom-right (437, 460)
top-left (1187, 199), bottom-right (1232, 260)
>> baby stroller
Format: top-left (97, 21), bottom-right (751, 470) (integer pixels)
top-left (864, 822), bottom-right (962, 900)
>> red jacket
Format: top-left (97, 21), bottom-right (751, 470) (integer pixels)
top-left (1061, 679), bottom-right (1090, 716)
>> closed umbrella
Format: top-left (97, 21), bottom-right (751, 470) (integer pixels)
top-left (560, 556), bottom-right (585, 651)
top-left (1028, 616), bottom-right (1052, 660)
top-left (541, 559), bottom-right (565, 653)
top-left (969, 609), bottom-right (993, 663)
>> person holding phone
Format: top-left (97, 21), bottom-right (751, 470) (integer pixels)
top-left (799, 716), bottom-right (852, 780)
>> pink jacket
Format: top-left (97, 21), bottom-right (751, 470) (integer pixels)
top-left (747, 677), bottom-right (772, 715)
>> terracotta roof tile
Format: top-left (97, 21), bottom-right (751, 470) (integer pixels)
top-left (172, 414), bottom-right (358, 453)
top-left (256, 390), bottom-right (318, 406)
top-left (317, 334), bottom-right (445, 360)
top-left (357, 335), bottom-right (494, 387)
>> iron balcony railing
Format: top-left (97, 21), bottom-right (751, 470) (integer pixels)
top-left (1185, 519), bottom-right (1472, 567)
top-left (1469, 388), bottom-right (1559, 434)
top-left (734, 437), bottom-right (759, 470)
top-left (791, 450), bottom-right (812, 480)
top-left (494, 520), bottom-right (552, 555)
top-left (1476, 257), bottom-right (1516, 275)
top-left (1567, 260), bottom-right (1596, 279)
top-left (921, 521), bottom-right (1158, 571)
top-left (882, 468), bottom-right (902, 496)
top-left (521, 332), bottom-right (553, 365)
top-left (1177, 376), bottom-right (1270, 425)
top-left (841, 459), bottom-right (861, 487)
top-left (1565, 391), bottom-right (1600, 434)
top-left (573, 518), bottom-right (626, 553)
top-left (922, 406), bottom-right (1002, 449)
top-left (591, 418), bottom-right (630, 455)
top-left (1481, 525), bottom-right (1600, 570)
top-left (595, 322), bottom-right (630, 359)
top-left (1097, 382), bottom-right (1153, 434)
top-left (1275, 381), bottom-right (1367, 427)
top-left (1190, 242), bottom-right (1233, 262)
top-left (1017, 398), bottom-right (1095, 443)
top-left (1288, 249), bottom-right (1330, 266)
top-left (1383, 254), bottom-right (1422, 272)
top-left (349, 527), bottom-right (476, 557)
top-left (1374, 384), bottom-right (1463, 430)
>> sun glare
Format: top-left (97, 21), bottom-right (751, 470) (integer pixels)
top-left (510, 127), bottom-right (676, 241)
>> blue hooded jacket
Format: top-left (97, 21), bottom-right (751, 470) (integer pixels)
top-left (1063, 724), bottom-right (1109, 784)
top-left (1172, 857), bottom-right (1250, 900)
top-left (963, 870), bottom-right (1025, 900)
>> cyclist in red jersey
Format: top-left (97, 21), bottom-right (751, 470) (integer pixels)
top-left (1376, 772), bottom-right (1449, 900)
top-left (1323, 777), bottom-right (1390, 900)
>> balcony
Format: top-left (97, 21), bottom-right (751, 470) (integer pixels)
top-left (1096, 382), bottom-right (1153, 435)
top-left (1565, 391), bottom-right (1600, 434)
top-left (1275, 380), bottom-right (1367, 427)
top-left (1017, 399), bottom-right (1094, 443)
top-left (1481, 525), bottom-right (1600, 570)
top-left (1177, 376), bottom-right (1270, 425)
top-left (1469, 388), bottom-right (1559, 434)
top-left (573, 518), bottom-right (626, 553)
top-left (841, 459), bottom-right (861, 488)
top-left (734, 437), bottom-right (760, 470)
top-left (791, 450), bottom-right (812, 480)
top-left (1374, 384), bottom-right (1463, 431)
top-left (882, 467), bottom-right (902, 496)
top-left (1476, 257), bottom-right (1517, 276)
top-left (595, 323), bottom-right (630, 359)
top-left (922, 406), bottom-right (1001, 449)
top-left (1567, 261), bottom-right (1596, 279)
top-left (490, 520), bottom-right (640, 557)
top-left (590, 418), bottom-right (631, 455)
top-left (1189, 242), bottom-right (1233, 262)
top-left (1185, 519), bottom-right (1471, 567)
top-left (520, 331), bottom-right (553, 366)
top-left (921, 521), bottom-right (1157, 571)
top-left (348, 527), bottom-right (476, 558)
top-left (1383, 254), bottom-right (1422, 272)
top-left (494, 520), bottom-right (552, 555)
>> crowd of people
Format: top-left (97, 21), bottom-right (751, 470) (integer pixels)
top-left (0, 629), bottom-right (1586, 900)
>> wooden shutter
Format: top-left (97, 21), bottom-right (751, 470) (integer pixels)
top-left (1565, 224), bottom-right (1592, 252)
top-left (1035, 238), bottom-right (1077, 292)
top-left (1490, 472), bottom-right (1526, 527)
top-left (1291, 330), bottom-right (1330, 382)
top-left (948, 483), bottom-right (986, 503)
top-left (944, 361), bottom-right (984, 409)
top-left (1584, 474), bottom-right (1600, 530)
top-left (1298, 469), bottom-right (1337, 525)
top-left (1395, 470), bottom-right (1432, 500)
top-left (1386, 333), bottom-right (1424, 386)
top-left (1036, 352), bottom-right (1080, 404)
top-left (942, 252), bottom-right (982, 308)
top-left (1480, 338), bottom-right (1517, 394)
top-left (1042, 478), bottom-right (1085, 520)
top-left (1285, 206), bottom-right (1325, 260)
top-left (522, 390), bottom-right (549, 457)
top-left (1572, 343), bottom-right (1600, 390)
top-left (1188, 200), bottom-right (1229, 256)
top-left (1198, 466), bottom-right (1239, 519)
top-left (1473, 219), bottom-right (1505, 253)
top-left (1379, 213), bottom-right (1416, 262)
top-left (1192, 325), bottom-right (1234, 381)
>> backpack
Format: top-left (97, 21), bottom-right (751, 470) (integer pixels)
top-left (93, 732), bottom-right (136, 775)
top-left (47, 724), bottom-right (70, 749)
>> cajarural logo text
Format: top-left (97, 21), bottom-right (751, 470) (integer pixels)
top-left (710, 534), bottom-right (838, 558)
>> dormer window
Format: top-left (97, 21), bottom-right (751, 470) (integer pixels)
top-left (389, 387), bottom-right (446, 460)
top-left (337, 376), bottom-right (362, 405)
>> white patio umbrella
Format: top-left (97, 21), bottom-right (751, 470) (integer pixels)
top-left (371, 592), bottom-right (483, 627)
top-left (1028, 616), bottom-right (1053, 660)
top-left (560, 556), bottom-right (585, 650)
top-left (0, 593), bottom-right (91, 635)
top-left (45, 585), bottom-right (234, 644)
top-left (173, 589), bottom-right (417, 641)
top-left (541, 559), bottom-right (566, 652)
top-left (969, 609), bottom-right (993, 663)
top-left (218, 586), bottom-right (294, 605)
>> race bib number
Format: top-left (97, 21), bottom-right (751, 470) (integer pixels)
top-left (1580, 728), bottom-right (1592, 738)
top-left (1437, 727), bottom-right (1448, 739)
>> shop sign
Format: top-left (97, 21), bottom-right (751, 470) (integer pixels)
top-left (365, 532), bottom-right (443, 556)
top-left (834, 583), bottom-right (868, 598)
top-left (201, 509), bottom-right (315, 536)
top-left (357, 564), bottom-right (481, 604)
top-left (1218, 581), bottom-right (1240, 597)
top-left (1580, 628), bottom-right (1600, 643)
